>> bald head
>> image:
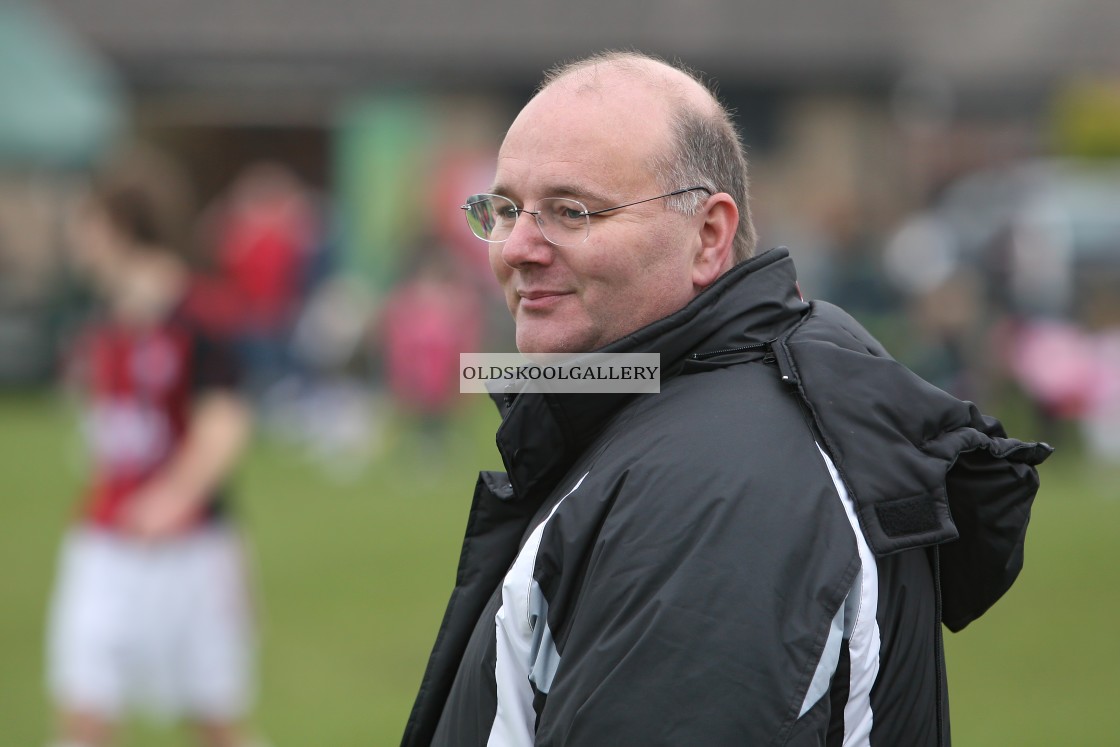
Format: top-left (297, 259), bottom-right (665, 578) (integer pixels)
top-left (539, 51), bottom-right (718, 113)
top-left (536, 51), bottom-right (757, 262)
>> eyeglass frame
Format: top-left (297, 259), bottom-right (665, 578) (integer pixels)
top-left (460, 185), bottom-right (713, 247)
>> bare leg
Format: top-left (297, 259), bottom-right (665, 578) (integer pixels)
top-left (55, 708), bottom-right (114, 747)
top-left (192, 719), bottom-right (252, 747)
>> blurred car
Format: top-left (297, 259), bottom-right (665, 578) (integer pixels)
top-left (885, 158), bottom-right (1120, 326)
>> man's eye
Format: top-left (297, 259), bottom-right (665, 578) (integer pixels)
top-left (546, 203), bottom-right (584, 223)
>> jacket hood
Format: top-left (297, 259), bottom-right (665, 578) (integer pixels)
top-left (774, 300), bottom-right (1052, 629)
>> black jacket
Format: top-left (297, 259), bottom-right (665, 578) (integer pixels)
top-left (402, 248), bottom-right (1051, 746)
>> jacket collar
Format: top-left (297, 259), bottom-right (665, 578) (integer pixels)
top-left (494, 247), bottom-right (809, 501)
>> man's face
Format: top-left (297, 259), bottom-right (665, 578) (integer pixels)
top-left (490, 78), bottom-right (702, 355)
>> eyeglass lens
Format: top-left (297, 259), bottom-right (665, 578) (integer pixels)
top-left (464, 195), bottom-right (590, 246)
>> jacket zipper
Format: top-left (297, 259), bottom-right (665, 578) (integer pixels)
top-left (691, 340), bottom-right (799, 387)
top-left (689, 340), bottom-right (772, 361)
top-left (769, 340), bottom-right (799, 386)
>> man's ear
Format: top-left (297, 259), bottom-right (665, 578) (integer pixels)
top-left (692, 193), bottom-right (738, 289)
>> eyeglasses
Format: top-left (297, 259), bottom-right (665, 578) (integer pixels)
top-left (461, 186), bottom-right (712, 247)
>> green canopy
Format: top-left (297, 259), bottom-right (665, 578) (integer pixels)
top-left (0, 2), bottom-right (124, 168)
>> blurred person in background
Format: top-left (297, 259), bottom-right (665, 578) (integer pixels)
top-left (403, 51), bottom-right (1051, 746)
top-left (200, 161), bottom-right (320, 404)
top-left (378, 241), bottom-right (482, 449)
top-left (46, 155), bottom-right (263, 747)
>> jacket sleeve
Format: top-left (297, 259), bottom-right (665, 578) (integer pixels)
top-left (529, 429), bottom-right (861, 746)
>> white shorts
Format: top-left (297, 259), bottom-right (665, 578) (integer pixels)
top-left (47, 525), bottom-right (255, 722)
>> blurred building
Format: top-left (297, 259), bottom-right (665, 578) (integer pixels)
top-left (33, 0), bottom-right (1120, 261)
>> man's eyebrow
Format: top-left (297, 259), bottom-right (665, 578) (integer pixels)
top-left (488, 182), bottom-right (613, 205)
top-left (550, 183), bottom-right (612, 204)
top-left (488, 181), bottom-right (512, 197)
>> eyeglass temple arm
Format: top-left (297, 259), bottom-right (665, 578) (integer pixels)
top-left (581, 186), bottom-right (713, 217)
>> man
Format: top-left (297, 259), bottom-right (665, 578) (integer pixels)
top-left (403, 51), bottom-right (1051, 746)
top-left (47, 166), bottom-right (260, 747)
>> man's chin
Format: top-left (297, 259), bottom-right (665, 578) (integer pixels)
top-left (515, 326), bottom-right (588, 359)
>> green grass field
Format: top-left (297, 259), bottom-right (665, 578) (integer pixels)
top-left (1, 390), bottom-right (1115, 745)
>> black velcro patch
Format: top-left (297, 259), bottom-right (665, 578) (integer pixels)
top-left (876, 496), bottom-right (940, 537)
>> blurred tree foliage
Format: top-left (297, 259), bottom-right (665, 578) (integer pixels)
top-left (1051, 78), bottom-right (1120, 159)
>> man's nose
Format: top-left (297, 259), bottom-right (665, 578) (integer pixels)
top-left (498, 211), bottom-right (554, 268)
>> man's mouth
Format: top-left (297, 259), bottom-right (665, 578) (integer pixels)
top-left (517, 289), bottom-right (572, 310)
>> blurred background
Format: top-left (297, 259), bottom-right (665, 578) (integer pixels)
top-left (2, 1), bottom-right (1118, 744)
